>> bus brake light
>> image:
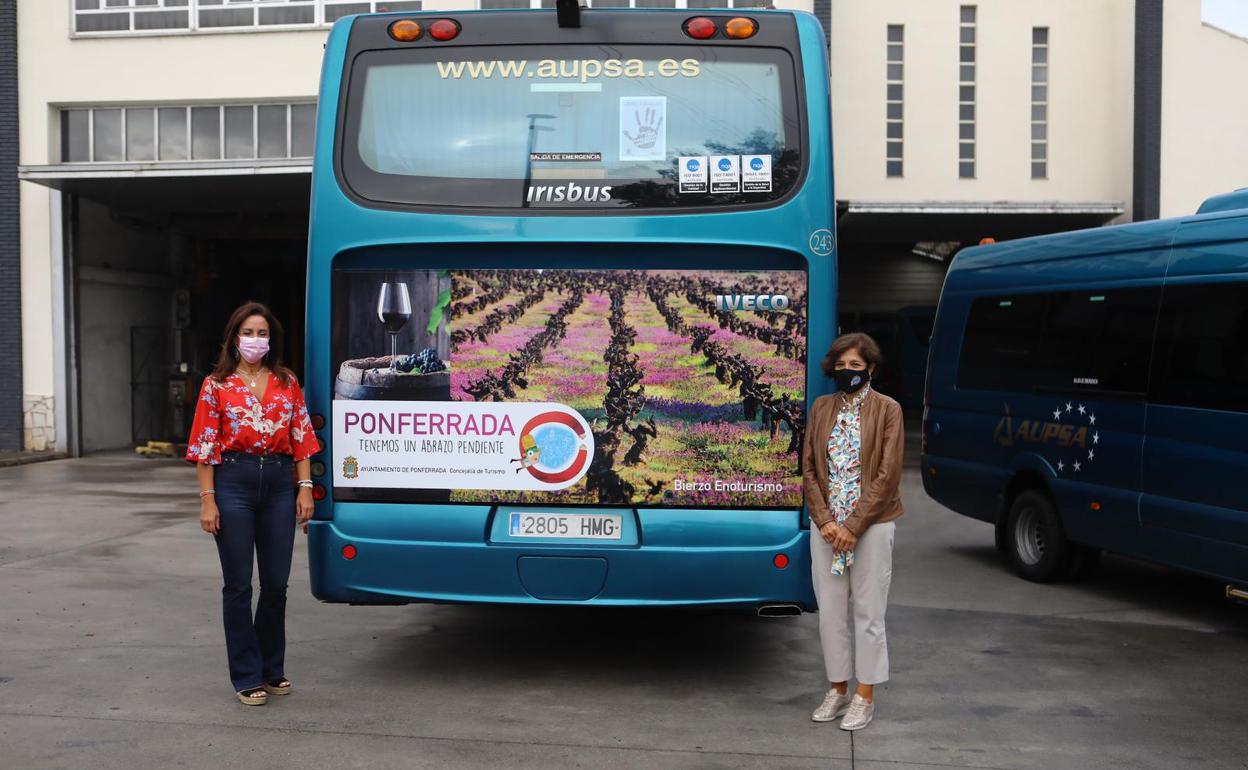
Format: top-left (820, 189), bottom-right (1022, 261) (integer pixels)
top-left (429, 19), bottom-right (461, 41)
top-left (773, 553), bottom-right (789, 569)
top-left (684, 17), bottom-right (717, 40)
top-left (312, 484), bottom-right (327, 501)
top-left (342, 544), bottom-right (357, 560)
top-left (724, 17), bottom-right (758, 39)
top-left (388, 20), bottom-right (422, 42)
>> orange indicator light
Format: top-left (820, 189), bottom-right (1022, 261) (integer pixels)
top-left (725, 17), bottom-right (758, 39)
top-left (388, 19), bottom-right (422, 42)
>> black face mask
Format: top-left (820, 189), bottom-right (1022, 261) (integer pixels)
top-left (833, 368), bottom-right (870, 394)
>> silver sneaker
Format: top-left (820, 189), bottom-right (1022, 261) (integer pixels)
top-left (811, 688), bottom-right (852, 722)
top-left (839, 694), bottom-right (875, 731)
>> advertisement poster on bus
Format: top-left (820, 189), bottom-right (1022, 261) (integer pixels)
top-left (330, 268), bottom-right (807, 508)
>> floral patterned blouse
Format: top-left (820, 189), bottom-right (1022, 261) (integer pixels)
top-left (825, 385), bottom-right (870, 576)
top-left (185, 373), bottom-right (320, 465)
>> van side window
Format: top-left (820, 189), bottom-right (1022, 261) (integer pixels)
top-left (1035, 289), bottom-right (1159, 394)
top-left (957, 287), bottom-right (1159, 396)
top-left (957, 294), bottom-right (1045, 392)
top-left (1150, 282), bottom-right (1248, 413)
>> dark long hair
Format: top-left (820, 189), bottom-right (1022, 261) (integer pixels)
top-left (210, 301), bottom-right (296, 386)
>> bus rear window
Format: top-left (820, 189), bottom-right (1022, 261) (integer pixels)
top-left (340, 45), bottom-right (802, 210)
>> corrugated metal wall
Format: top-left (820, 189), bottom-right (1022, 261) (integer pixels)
top-left (837, 248), bottom-right (949, 314)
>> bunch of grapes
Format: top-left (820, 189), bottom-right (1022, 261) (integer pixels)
top-left (395, 348), bottom-right (448, 374)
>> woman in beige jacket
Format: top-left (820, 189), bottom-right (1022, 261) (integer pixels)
top-left (802, 332), bottom-right (904, 731)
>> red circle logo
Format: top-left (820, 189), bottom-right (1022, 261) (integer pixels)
top-left (518, 411), bottom-right (590, 484)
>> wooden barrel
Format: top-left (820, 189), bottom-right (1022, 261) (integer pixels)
top-left (334, 356), bottom-right (451, 401)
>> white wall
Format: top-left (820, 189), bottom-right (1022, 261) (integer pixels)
top-left (17, 0), bottom-right (329, 450)
top-left (831, 0), bottom-right (1134, 211)
top-left (1160, 0), bottom-right (1248, 217)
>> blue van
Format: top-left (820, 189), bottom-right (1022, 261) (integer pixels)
top-left (922, 190), bottom-right (1248, 592)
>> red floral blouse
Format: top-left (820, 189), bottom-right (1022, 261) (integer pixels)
top-left (186, 373), bottom-right (320, 465)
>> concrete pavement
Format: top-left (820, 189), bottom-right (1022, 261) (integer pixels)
top-left (1, 451), bottom-right (1246, 769)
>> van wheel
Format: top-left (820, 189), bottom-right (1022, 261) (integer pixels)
top-left (1005, 490), bottom-right (1076, 582)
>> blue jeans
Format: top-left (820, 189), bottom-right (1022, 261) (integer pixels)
top-left (213, 451), bottom-right (297, 691)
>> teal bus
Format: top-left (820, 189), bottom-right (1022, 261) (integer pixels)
top-left (303, 6), bottom-right (835, 611)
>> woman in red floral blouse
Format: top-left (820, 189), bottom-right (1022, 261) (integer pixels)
top-left (187, 301), bottom-right (320, 706)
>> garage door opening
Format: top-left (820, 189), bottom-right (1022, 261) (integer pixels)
top-left (29, 168), bottom-right (312, 454)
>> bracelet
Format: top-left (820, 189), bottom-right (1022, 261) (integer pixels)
top-left (199, 489), bottom-right (215, 498)
top-left (296, 480), bottom-right (313, 488)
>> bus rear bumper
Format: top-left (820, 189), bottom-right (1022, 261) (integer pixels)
top-left (306, 519), bottom-right (816, 610)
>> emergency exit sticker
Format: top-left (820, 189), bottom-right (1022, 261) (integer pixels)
top-left (742, 155), bottom-right (773, 192)
top-left (679, 156), bottom-right (708, 193)
top-left (710, 155), bottom-right (740, 193)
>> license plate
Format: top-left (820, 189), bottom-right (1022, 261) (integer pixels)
top-left (508, 512), bottom-right (623, 540)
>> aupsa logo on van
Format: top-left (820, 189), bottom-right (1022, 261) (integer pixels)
top-left (526, 181), bottom-right (614, 205)
top-left (994, 402), bottom-right (1101, 475)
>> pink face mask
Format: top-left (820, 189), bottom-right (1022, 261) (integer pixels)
top-left (238, 336), bottom-right (270, 364)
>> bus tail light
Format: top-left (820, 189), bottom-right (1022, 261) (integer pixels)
top-left (311, 413), bottom-right (326, 430)
top-left (773, 553), bottom-right (789, 569)
top-left (429, 19), bottom-right (461, 41)
top-left (388, 20), bottom-right (422, 42)
top-left (342, 544), bottom-right (357, 560)
top-left (312, 484), bottom-right (327, 501)
top-left (724, 17), bottom-right (758, 39)
top-left (683, 17), bottom-right (717, 39)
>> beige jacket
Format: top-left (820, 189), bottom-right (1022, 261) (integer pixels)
top-left (801, 389), bottom-right (905, 535)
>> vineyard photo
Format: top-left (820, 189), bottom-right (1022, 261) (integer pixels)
top-left (447, 268), bottom-right (807, 507)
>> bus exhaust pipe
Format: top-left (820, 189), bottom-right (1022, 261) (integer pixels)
top-left (1227, 586), bottom-right (1248, 603)
top-left (757, 604), bottom-right (802, 617)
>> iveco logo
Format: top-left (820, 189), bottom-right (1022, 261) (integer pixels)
top-left (526, 181), bottom-right (614, 204)
top-left (715, 294), bottom-right (790, 312)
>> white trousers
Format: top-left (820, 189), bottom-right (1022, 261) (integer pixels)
top-left (809, 521), bottom-right (895, 685)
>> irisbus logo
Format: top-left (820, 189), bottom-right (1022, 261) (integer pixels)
top-left (715, 294), bottom-right (791, 312)
top-left (526, 181), bottom-right (614, 204)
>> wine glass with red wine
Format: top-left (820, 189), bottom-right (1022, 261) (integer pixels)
top-left (377, 281), bottom-right (412, 370)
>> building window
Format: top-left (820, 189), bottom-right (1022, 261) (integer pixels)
top-left (73, 0), bottom-right (191, 33)
top-left (60, 102), bottom-right (317, 163)
top-left (478, 0), bottom-right (710, 7)
top-left (72, 1), bottom-right (424, 35)
top-left (1031, 27), bottom-right (1049, 179)
top-left (885, 25), bottom-right (904, 177)
top-left (958, 5), bottom-right (976, 179)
